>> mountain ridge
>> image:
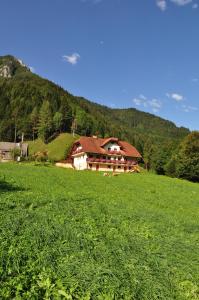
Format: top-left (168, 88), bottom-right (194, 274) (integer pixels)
top-left (0, 55), bottom-right (189, 157)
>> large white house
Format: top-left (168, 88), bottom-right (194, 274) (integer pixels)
top-left (66, 136), bottom-right (141, 172)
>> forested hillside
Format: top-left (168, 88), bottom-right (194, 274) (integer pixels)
top-left (0, 55), bottom-right (190, 170)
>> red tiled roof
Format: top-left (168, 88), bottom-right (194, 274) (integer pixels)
top-left (72, 136), bottom-right (142, 158)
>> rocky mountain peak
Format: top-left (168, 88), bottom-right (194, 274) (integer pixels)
top-left (0, 63), bottom-right (14, 78)
top-left (0, 55), bottom-right (29, 78)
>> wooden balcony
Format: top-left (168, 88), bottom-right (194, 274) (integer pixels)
top-left (87, 158), bottom-right (137, 166)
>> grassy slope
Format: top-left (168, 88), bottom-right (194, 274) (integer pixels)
top-left (0, 164), bottom-right (199, 299)
top-left (27, 133), bottom-right (79, 161)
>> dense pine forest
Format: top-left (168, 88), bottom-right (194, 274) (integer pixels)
top-left (1, 55), bottom-right (197, 179)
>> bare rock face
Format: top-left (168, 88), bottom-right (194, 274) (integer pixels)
top-left (0, 64), bottom-right (14, 78)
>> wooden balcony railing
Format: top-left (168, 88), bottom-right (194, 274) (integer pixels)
top-left (87, 158), bottom-right (137, 166)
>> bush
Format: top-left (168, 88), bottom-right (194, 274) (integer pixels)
top-left (167, 131), bottom-right (199, 182)
top-left (33, 151), bottom-right (48, 162)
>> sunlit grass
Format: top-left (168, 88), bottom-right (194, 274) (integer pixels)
top-left (0, 163), bottom-right (198, 299)
top-left (27, 133), bottom-right (79, 161)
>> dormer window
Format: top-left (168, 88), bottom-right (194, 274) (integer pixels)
top-left (108, 147), bottom-right (111, 151)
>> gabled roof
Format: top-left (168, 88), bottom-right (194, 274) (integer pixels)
top-left (72, 136), bottom-right (141, 158)
top-left (100, 137), bottom-right (119, 147)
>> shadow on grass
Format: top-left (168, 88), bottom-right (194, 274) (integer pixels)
top-left (0, 180), bottom-right (26, 193)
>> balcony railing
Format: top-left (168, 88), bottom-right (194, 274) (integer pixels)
top-left (87, 158), bottom-right (137, 166)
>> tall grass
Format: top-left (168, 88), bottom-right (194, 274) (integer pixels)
top-left (0, 163), bottom-right (198, 299)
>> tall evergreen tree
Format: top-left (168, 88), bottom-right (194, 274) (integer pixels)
top-left (38, 101), bottom-right (53, 143)
top-left (59, 97), bottom-right (72, 132)
top-left (143, 139), bottom-right (154, 170)
top-left (53, 112), bottom-right (63, 133)
top-left (30, 107), bottom-right (39, 141)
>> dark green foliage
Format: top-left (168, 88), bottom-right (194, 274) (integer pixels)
top-left (152, 142), bottom-right (175, 175)
top-left (142, 139), bottom-right (154, 170)
top-left (167, 131), bottom-right (199, 182)
top-left (0, 164), bottom-right (199, 299)
top-left (59, 96), bottom-right (73, 132)
top-left (166, 155), bottom-right (178, 178)
top-left (53, 112), bottom-right (63, 133)
top-left (30, 107), bottom-right (38, 141)
top-left (37, 101), bottom-right (53, 143)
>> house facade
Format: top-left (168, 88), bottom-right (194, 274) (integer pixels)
top-left (0, 142), bottom-right (28, 162)
top-left (68, 136), bottom-right (141, 172)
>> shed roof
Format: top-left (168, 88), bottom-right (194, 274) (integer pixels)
top-left (0, 142), bottom-right (28, 153)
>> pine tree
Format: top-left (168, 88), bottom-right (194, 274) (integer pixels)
top-left (143, 139), bottom-right (154, 170)
top-left (38, 101), bottom-right (53, 143)
top-left (59, 97), bottom-right (72, 132)
top-left (30, 107), bottom-right (39, 141)
top-left (53, 112), bottom-right (63, 133)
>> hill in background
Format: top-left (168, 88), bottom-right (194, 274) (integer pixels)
top-left (0, 55), bottom-right (190, 167)
top-left (27, 133), bottom-right (79, 161)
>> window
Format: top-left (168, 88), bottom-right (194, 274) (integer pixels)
top-left (114, 148), bottom-right (117, 151)
top-left (89, 164), bottom-right (92, 168)
top-left (129, 167), bottom-right (132, 170)
top-left (108, 147), bottom-right (111, 151)
top-left (108, 165), bottom-right (111, 169)
top-left (118, 166), bottom-right (121, 169)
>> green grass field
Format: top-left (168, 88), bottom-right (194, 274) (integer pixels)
top-left (27, 133), bottom-right (79, 161)
top-left (0, 163), bottom-right (199, 299)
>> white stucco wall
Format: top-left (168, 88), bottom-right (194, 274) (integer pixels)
top-left (73, 153), bottom-right (88, 170)
top-left (103, 142), bottom-right (121, 152)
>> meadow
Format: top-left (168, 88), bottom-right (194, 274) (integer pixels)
top-left (0, 163), bottom-right (198, 299)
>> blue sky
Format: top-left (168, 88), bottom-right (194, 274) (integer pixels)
top-left (0, 0), bottom-right (199, 130)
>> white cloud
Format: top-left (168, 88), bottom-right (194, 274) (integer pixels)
top-left (182, 104), bottom-right (198, 112)
top-left (170, 0), bottom-right (192, 6)
top-left (29, 66), bottom-right (35, 73)
top-left (156, 0), bottom-right (167, 11)
top-left (172, 93), bottom-right (184, 101)
top-left (133, 96), bottom-right (162, 113)
top-left (156, 0), bottom-right (195, 10)
top-left (149, 99), bottom-right (162, 112)
top-left (139, 94), bottom-right (147, 100)
top-left (133, 98), bottom-right (146, 106)
top-left (63, 53), bottom-right (80, 65)
top-left (166, 93), bottom-right (184, 101)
